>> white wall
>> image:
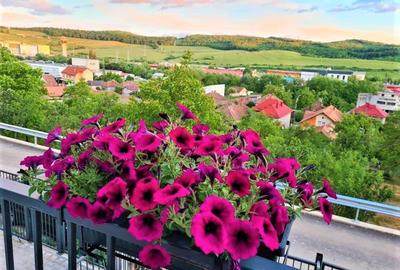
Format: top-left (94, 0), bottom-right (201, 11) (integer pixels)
top-left (27, 62), bottom-right (67, 78)
top-left (277, 114), bottom-right (291, 128)
top-left (203, 84), bottom-right (225, 96)
top-left (300, 72), bottom-right (318, 81)
top-left (357, 91), bottom-right (400, 113)
top-left (72, 58), bottom-right (100, 72)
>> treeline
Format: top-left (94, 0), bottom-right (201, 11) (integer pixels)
top-left (22, 27), bottom-right (176, 46)
top-left (177, 35), bottom-right (400, 60)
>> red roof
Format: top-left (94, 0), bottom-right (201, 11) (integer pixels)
top-left (62, 66), bottom-right (88, 76)
top-left (254, 95), bottom-right (293, 118)
top-left (47, 86), bottom-right (66, 97)
top-left (202, 68), bottom-right (244, 77)
top-left (301, 105), bottom-right (342, 123)
top-left (122, 81), bottom-right (139, 91)
top-left (42, 74), bottom-right (57, 87)
top-left (384, 84), bottom-right (400, 93)
top-left (102, 80), bottom-right (119, 88)
top-left (352, 103), bottom-right (388, 119)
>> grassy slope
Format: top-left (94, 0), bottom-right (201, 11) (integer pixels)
top-left (1, 29), bottom-right (399, 74)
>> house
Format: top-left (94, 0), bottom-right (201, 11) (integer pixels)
top-left (357, 85), bottom-right (400, 113)
top-left (300, 105), bottom-right (343, 139)
top-left (207, 92), bottom-right (248, 121)
top-left (88, 80), bottom-right (104, 90)
top-left (42, 74), bottom-right (58, 87)
top-left (351, 103), bottom-right (389, 123)
top-left (254, 95), bottom-right (293, 128)
top-left (42, 74), bottom-right (66, 98)
top-left (204, 84), bottom-right (225, 96)
top-left (300, 68), bottom-right (366, 82)
top-left (102, 80), bottom-right (119, 91)
top-left (26, 61), bottom-right (68, 78)
top-left (72, 58), bottom-right (100, 72)
top-left (266, 70), bottom-right (301, 79)
top-left (122, 81), bottom-right (139, 93)
top-left (229, 86), bottom-right (253, 97)
top-left (202, 68), bottom-right (244, 77)
top-left (61, 66), bottom-right (93, 83)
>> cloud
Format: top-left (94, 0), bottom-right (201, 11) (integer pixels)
top-left (110, 0), bottom-right (215, 9)
top-left (296, 6), bottom-right (318, 13)
top-left (2, 0), bottom-right (71, 15)
top-left (329, 0), bottom-right (400, 13)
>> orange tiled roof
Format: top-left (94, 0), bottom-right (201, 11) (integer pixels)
top-left (42, 74), bottom-right (57, 87)
top-left (62, 66), bottom-right (88, 76)
top-left (47, 86), bottom-right (66, 97)
top-left (301, 105), bottom-right (342, 123)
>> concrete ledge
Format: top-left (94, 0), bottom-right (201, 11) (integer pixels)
top-left (0, 135), bottom-right (60, 153)
top-left (303, 210), bottom-right (400, 237)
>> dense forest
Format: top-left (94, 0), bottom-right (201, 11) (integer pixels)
top-left (7, 27), bottom-right (399, 61)
top-left (177, 35), bottom-right (400, 60)
top-left (21, 27), bottom-right (176, 46)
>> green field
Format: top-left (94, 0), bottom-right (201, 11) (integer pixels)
top-left (1, 28), bottom-right (399, 78)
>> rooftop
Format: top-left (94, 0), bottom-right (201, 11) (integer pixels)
top-left (254, 95), bottom-right (293, 118)
top-left (61, 65), bottom-right (89, 76)
top-left (352, 103), bottom-right (389, 119)
top-left (202, 68), bottom-right (244, 77)
top-left (301, 105), bottom-right (343, 123)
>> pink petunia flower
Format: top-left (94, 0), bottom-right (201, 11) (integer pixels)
top-left (134, 133), bottom-right (162, 153)
top-left (108, 138), bottom-right (135, 160)
top-left (176, 103), bottom-right (199, 121)
top-left (92, 132), bottom-right (115, 151)
top-left (192, 123), bottom-right (209, 135)
top-left (241, 129), bottom-right (270, 156)
top-left (138, 245), bottom-right (171, 270)
top-left (128, 213), bottom-right (163, 242)
top-left (20, 155), bottom-right (42, 168)
top-left (154, 183), bottom-right (190, 205)
top-left (198, 162), bottom-right (223, 184)
top-left (152, 119), bottom-right (169, 132)
top-left (169, 127), bottom-right (194, 149)
top-left (252, 216), bottom-right (280, 251)
top-left (42, 148), bottom-right (55, 170)
top-left (199, 195), bottom-right (235, 224)
top-left (81, 114), bottom-right (103, 126)
top-left (226, 171), bottom-right (251, 197)
top-left (297, 182), bottom-right (314, 207)
top-left (268, 158), bottom-right (300, 188)
top-left (191, 212), bottom-right (226, 255)
top-left (77, 148), bottom-right (93, 170)
top-left (48, 181), bottom-right (69, 208)
top-left (256, 181), bottom-right (285, 206)
top-left (130, 178), bottom-right (160, 211)
top-left (194, 136), bottom-right (223, 156)
top-left (270, 205), bottom-right (289, 236)
top-left (94, 159), bottom-right (115, 175)
top-left (97, 177), bottom-right (127, 209)
top-left (249, 201), bottom-right (269, 220)
top-left (175, 169), bottom-right (200, 188)
top-left (101, 118), bottom-right (126, 133)
top-left (45, 127), bottom-right (62, 145)
top-left (66, 196), bottom-right (90, 219)
top-left (322, 178), bottom-right (337, 199)
top-left (318, 197), bottom-right (333, 224)
top-left (225, 219), bottom-right (260, 260)
top-left (60, 132), bottom-right (80, 155)
top-left (88, 201), bottom-right (113, 224)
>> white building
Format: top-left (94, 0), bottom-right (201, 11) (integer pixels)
top-left (203, 84), bottom-right (225, 96)
top-left (357, 90), bottom-right (400, 113)
top-left (71, 58), bottom-right (100, 72)
top-left (26, 61), bottom-right (68, 78)
top-left (300, 68), bottom-right (366, 82)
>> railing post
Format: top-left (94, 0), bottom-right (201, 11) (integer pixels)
top-left (1, 199), bottom-right (15, 270)
top-left (355, 208), bottom-right (360, 222)
top-left (315, 253), bottom-right (323, 270)
top-left (67, 221), bottom-right (77, 270)
top-left (32, 210), bottom-right (43, 270)
top-left (106, 235), bottom-right (116, 270)
top-left (24, 206), bottom-right (33, 241)
top-left (56, 209), bottom-right (64, 253)
top-left (34, 136), bottom-right (38, 145)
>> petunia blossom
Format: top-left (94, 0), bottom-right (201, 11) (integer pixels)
top-left (42, 148), bottom-right (55, 170)
top-left (249, 201), bottom-right (269, 220)
top-left (101, 118), bottom-right (126, 133)
top-left (154, 183), bottom-right (190, 205)
top-left (199, 195), bottom-right (235, 224)
top-left (169, 127), bottom-right (194, 149)
top-left (322, 178), bottom-right (337, 199)
top-left (92, 133), bottom-right (114, 151)
top-left (268, 158), bottom-right (300, 187)
top-left (20, 155), bottom-right (42, 168)
top-left (198, 162), bottom-right (223, 184)
top-left (191, 212), bottom-right (226, 255)
top-left (252, 216), bottom-right (280, 251)
top-left (81, 114), bottom-right (103, 126)
top-left (225, 171), bottom-right (251, 197)
top-left (66, 196), bottom-right (90, 219)
top-left (45, 127), bottom-right (62, 145)
top-left (48, 181), bottom-right (69, 208)
top-left (225, 219), bottom-right (260, 260)
top-left (318, 197), bottom-right (333, 224)
top-left (175, 169), bottom-right (200, 188)
top-left (241, 129), bottom-right (270, 156)
top-left (256, 181), bottom-right (285, 206)
top-left (108, 138), bottom-right (134, 160)
top-left (176, 103), bottom-right (199, 121)
top-left (77, 148), bottom-right (93, 170)
top-left (297, 182), bottom-right (314, 207)
top-left (138, 245), bottom-right (171, 270)
top-left (134, 133), bottom-right (162, 153)
top-left (152, 119), bottom-right (169, 132)
top-left (128, 213), bottom-right (163, 242)
top-left (130, 178), bottom-right (160, 211)
top-left (270, 205), bottom-right (289, 236)
top-left (194, 136), bottom-right (223, 156)
top-left (88, 201), bottom-right (113, 224)
top-left (192, 123), bottom-right (209, 135)
top-left (97, 177), bottom-right (127, 209)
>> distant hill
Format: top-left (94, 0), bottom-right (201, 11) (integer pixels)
top-left (2, 27), bottom-right (399, 61)
top-left (176, 35), bottom-right (400, 61)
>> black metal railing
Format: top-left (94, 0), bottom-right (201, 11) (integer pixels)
top-left (0, 173), bottom-right (348, 270)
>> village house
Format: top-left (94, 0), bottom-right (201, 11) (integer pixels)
top-left (300, 68), bottom-right (366, 82)
top-left (207, 92), bottom-right (248, 121)
top-left (26, 61), bottom-right (68, 78)
top-left (71, 57), bottom-right (100, 72)
top-left (229, 86), bottom-right (253, 97)
top-left (202, 68), bottom-right (244, 77)
top-left (42, 74), bottom-right (66, 99)
top-left (300, 105), bottom-right (343, 139)
top-left (357, 84), bottom-right (400, 113)
top-left (122, 81), bottom-right (139, 94)
top-left (204, 84), bottom-right (225, 96)
top-left (61, 65), bottom-right (93, 83)
top-left (351, 103), bottom-right (388, 123)
top-left (254, 95), bottom-right (293, 128)
top-left (102, 80), bottom-right (119, 91)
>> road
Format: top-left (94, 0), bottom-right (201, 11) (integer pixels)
top-left (0, 137), bottom-right (399, 270)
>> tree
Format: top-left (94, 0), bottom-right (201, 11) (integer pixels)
top-left (293, 87), bottom-right (317, 110)
top-left (97, 72), bottom-right (123, 83)
top-left (381, 111), bottom-right (400, 183)
top-left (182, 50), bottom-right (193, 64)
top-left (263, 84), bottom-right (293, 107)
top-left (129, 66), bottom-right (227, 131)
top-left (238, 110), bottom-right (282, 138)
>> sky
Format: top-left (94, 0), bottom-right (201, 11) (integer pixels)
top-left (1, 0), bottom-right (399, 44)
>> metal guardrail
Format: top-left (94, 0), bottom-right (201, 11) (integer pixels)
top-left (1, 122), bottom-right (400, 221)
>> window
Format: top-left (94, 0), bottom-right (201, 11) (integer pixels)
top-left (387, 102), bottom-right (396, 106)
top-left (342, 75), bottom-right (346, 80)
top-left (377, 101), bottom-right (385, 105)
top-left (381, 93), bottom-right (385, 97)
top-left (337, 75), bottom-right (340, 79)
